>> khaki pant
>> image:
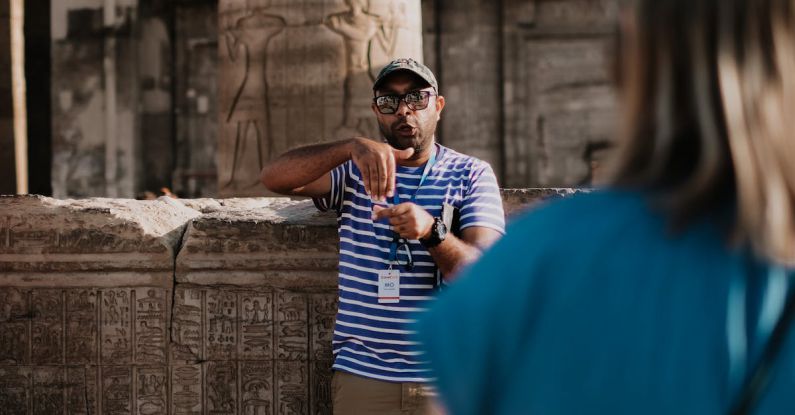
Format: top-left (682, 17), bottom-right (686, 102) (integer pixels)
top-left (332, 371), bottom-right (443, 415)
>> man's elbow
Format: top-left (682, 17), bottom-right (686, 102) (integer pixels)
top-left (260, 167), bottom-right (290, 194)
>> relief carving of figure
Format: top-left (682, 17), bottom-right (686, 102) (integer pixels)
top-left (325, 0), bottom-right (404, 137)
top-left (245, 299), bottom-right (269, 324)
top-left (224, 1), bottom-right (287, 189)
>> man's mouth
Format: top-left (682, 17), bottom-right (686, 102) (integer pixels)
top-left (395, 123), bottom-right (417, 137)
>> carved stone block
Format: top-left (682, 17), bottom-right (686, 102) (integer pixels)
top-left (175, 200), bottom-right (339, 287)
top-left (276, 292), bottom-right (308, 361)
top-left (66, 366), bottom-right (98, 415)
top-left (171, 365), bottom-right (202, 414)
top-left (310, 293), bottom-right (336, 361)
top-left (0, 288), bottom-right (28, 365)
top-left (136, 367), bottom-right (168, 415)
top-left (101, 290), bottom-right (133, 365)
top-left (0, 196), bottom-right (200, 278)
top-left (66, 289), bottom-right (98, 365)
top-left (311, 360), bottom-right (333, 415)
top-left (134, 288), bottom-right (168, 365)
top-left (0, 366), bottom-right (30, 414)
top-left (240, 361), bottom-right (274, 415)
top-left (276, 360), bottom-right (308, 415)
top-left (206, 362), bottom-right (237, 414)
top-left (31, 290), bottom-right (64, 365)
top-left (32, 366), bottom-right (65, 415)
top-left (102, 366), bottom-right (132, 414)
top-left (205, 289), bottom-right (238, 361)
top-left (239, 291), bottom-right (274, 360)
top-left (172, 288), bottom-right (203, 362)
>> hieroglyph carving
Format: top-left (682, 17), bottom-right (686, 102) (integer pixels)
top-left (241, 361), bottom-right (273, 415)
top-left (276, 292), bottom-right (308, 361)
top-left (102, 366), bottom-right (132, 414)
top-left (223, 5), bottom-right (286, 190)
top-left (172, 365), bottom-right (202, 414)
top-left (66, 290), bottom-right (98, 365)
top-left (325, 0), bottom-right (406, 137)
top-left (137, 367), bottom-right (168, 415)
top-left (31, 290), bottom-right (64, 365)
top-left (218, 0), bottom-right (422, 196)
top-left (207, 362), bottom-right (237, 413)
top-left (135, 288), bottom-right (168, 365)
top-left (0, 288), bottom-right (28, 365)
top-left (240, 292), bottom-right (274, 360)
top-left (206, 290), bottom-right (238, 360)
top-left (172, 288), bottom-right (203, 361)
top-left (101, 290), bottom-right (133, 365)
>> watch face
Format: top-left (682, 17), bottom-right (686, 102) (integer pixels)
top-left (436, 218), bottom-right (448, 239)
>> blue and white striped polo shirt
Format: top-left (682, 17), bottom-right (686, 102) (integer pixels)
top-left (314, 143), bottom-right (505, 382)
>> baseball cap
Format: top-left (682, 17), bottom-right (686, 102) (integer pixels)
top-left (373, 58), bottom-right (439, 92)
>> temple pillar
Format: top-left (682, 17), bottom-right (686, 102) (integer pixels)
top-left (217, 0), bottom-right (424, 196)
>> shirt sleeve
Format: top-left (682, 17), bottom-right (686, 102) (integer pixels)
top-left (312, 162), bottom-right (348, 213)
top-left (459, 162), bottom-right (506, 234)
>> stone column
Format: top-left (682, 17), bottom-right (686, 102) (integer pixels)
top-left (0, 0), bottom-right (15, 194)
top-left (217, 0), bottom-right (424, 197)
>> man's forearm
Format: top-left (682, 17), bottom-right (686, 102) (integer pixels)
top-left (261, 139), bottom-right (353, 194)
top-left (427, 236), bottom-right (483, 281)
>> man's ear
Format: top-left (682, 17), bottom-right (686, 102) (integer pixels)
top-left (435, 95), bottom-right (445, 120)
top-left (372, 102), bottom-right (380, 116)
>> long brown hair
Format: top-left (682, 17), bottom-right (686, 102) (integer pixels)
top-left (609, 0), bottom-right (795, 265)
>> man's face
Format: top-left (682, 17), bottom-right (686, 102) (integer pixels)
top-left (372, 72), bottom-right (445, 158)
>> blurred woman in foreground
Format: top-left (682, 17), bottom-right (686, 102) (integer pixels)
top-left (418, 0), bottom-right (795, 414)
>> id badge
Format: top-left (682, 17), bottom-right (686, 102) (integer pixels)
top-left (378, 269), bottom-right (400, 304)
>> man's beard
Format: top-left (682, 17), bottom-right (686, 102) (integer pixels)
top-left (380, 121), bottom-right (434, 159)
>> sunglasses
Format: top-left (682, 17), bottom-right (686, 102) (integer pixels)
top-left (393, 237), bottom-right (414, 270)
top-left (373, 90), bottom-right (437, 114)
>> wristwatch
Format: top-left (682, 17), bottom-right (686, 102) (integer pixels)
top-left (420, 217), bottom-right (448, 248)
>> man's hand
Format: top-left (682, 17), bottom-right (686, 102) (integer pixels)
top-left (350, 138), bottom-right (414, 202)
top-left (372, 203), bottom-right (434, 240)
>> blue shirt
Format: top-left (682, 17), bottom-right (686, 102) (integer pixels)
top-left (417, 190), bottom-right (795, 414)
top-left (315, 143), bottom-right (505, 382)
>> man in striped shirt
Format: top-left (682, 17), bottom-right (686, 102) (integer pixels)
top-left (261, 58), bottom-right (505, 414)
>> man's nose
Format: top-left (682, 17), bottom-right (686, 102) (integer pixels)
top-left (395, 99), bottom-right (413, 116)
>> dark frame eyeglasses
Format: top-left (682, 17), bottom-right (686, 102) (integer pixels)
top-left (373, 90), bottom-right (437, 114)
top-left (393, 237), bottom-right (414, 270)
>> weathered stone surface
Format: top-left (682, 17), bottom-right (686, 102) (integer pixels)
top-left (173, 2), bottom-right (220, 198)
top-left (177, 198), bottom-right (338, 287)
top-left (436, 0), bottom-right (504, 178)
top-left (0, 195), bottom-right (200, 284)
top-left (217, 0), bottom-right (425, 197)
top-left (500, 187), bottom-right (587, 217)
top-left (0, 190), bottom-right (571, 413)
top-left (501, 0), bottom-right (620, 187)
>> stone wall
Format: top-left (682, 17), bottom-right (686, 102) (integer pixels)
top-left (44, 0), bottom-right (618, 199)
top-left (0, 189), bottom-right (569, 413)
top-left (422, 0), bottom-right (620, 187)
